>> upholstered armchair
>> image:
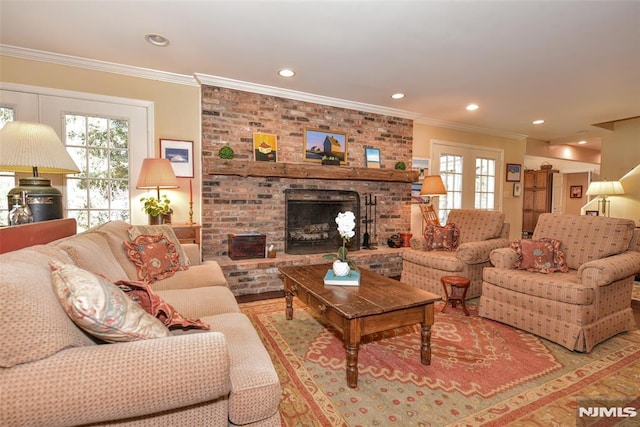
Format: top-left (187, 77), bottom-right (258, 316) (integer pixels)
top-left (401, 209), bottom-right (510, 299)
top-left (480, 213), bottom-right (640, 352)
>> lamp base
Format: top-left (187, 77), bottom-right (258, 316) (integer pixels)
top-left (7, 177), bottom-right (63, 222)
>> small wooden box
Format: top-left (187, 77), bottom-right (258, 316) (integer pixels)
top-left (228, 233), bottom-right (266, 260)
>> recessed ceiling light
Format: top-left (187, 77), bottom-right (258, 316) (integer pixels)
top-left (391, 93), bottom-right (405, 99)
top-left (578, 140), bottom-right (587, 145)
top-left (532, 119), bottom-right (545, 125)
top-left (144, 34), bottom-right (170, 47)
top-left (278, 69), bottom-right (295, 77)
top-left (466, 103), bottom-right (479, 111)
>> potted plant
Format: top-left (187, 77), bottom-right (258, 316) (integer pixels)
top-left (140, 194), bottom-right (172, 225)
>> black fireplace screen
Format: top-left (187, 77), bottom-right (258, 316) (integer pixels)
top-left (285, 189), bottom-right (360, 255)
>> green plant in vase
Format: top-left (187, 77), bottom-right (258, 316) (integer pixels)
top-left (140, 194), bottom-right (172, 224)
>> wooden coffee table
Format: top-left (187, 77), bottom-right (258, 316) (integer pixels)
top-left (279, 264), bottom-right (441, 388)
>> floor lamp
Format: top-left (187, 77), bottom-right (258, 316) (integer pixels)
top-left (419, 175), bottom-right (447, 225)
top-left (585, 180), bottom-right (624, 217)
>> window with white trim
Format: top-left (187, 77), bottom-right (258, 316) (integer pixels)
top-left (432, 140), bottom-right (503, 224)
top-left (64, 114), bottom-right (131, 230)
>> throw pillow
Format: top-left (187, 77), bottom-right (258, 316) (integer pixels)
top-left (511, 238), bottom-right (569, 273)
top-left (49, 261), bottom-right (171, 342)
top-left (116, 280), bottom-right (210, 330)
top-left (128, 225), bottom-right (191, 268)
top-left (123, 234), bottom-right (187, 283)
top-left (538, 237), bottom-right (569, 273)
top-left (424, 223), bottom-right (460, 251)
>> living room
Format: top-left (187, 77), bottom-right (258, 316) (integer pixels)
top-left (1, 1), bottom-right (639, 426)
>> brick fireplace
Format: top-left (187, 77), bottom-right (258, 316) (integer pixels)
top-left (200, 85), bottom-right (417, 296)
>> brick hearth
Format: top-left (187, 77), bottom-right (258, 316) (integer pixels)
top-left (211, 247), bottom-right (405, 297)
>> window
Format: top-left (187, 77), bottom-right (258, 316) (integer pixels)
top-left (475, 157), bottom-right (496, 210)
top-left (438, 154), bottom-right (463, 224)
top-left (65, 114), bottom-right (131, 230)
top-left (432, 140), bottom-right (503, 224)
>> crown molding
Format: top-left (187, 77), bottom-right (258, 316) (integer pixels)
top-left (2, 45), bottom-right (527, 139)
top-left (0, 45), bottom-right (199, 87)
top-left (416, 116), bottom-right (528, 141)
top-left (194, 73), bottom-right (422, 121)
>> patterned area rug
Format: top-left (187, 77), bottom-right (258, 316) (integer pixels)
top-left (241, 298), bottom-right (640, 426)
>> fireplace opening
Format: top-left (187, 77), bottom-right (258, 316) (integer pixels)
top-left (285, 189), bottom-right (360, 255)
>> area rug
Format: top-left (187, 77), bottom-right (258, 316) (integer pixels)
top-left (241, 298), bottom-right (640, 426)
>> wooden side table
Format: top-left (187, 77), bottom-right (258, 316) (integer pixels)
top-left (171, 224), bottom-right (201, 247)
top-left (440, 275), bottom-right (471, 316)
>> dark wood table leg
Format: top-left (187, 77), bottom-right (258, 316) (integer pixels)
top-left (421, 303), bottom-right (435, 365)
top-left (460, 286), bottom-right (470, 316)
top-left (344, 319), bottom-right (362, 388)
top-left (284, 280), bottom-right (295, 320)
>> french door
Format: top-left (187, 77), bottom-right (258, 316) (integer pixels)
top-left (1, 85), bottom-right (153, 229)
top-left (430, 140), bottom-right (504, 224)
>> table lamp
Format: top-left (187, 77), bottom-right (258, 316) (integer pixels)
top-left (136, 158), bottom-right (179, 224)
top-left (0, 121), bottom-right (80, 222)
top-left (585, 180), bottom-right (624, 217)
top-left (136, 158), bottom-right (179, 199)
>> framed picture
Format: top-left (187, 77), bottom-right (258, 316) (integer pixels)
top-left (412, 157), bottom-right (430, 180)
top-left (513, 182), bottom-right (522, 197)
top-left (253, 133), bottom-right (277, 162)
top-left (160, 139), bottom-right (194, 178)
top-left (365, 147), bottom-right (381, 168)
top-left (506, 163), bottom-right (522, 182)
top-left (570, 185), bottom-right (583, 198)
top-left (585, 210), bottom-right (599, 216)
top-left (303, 128), bottom-right (347, 163)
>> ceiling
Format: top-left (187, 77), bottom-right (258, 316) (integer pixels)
top-left (1, 1), bottom-right (639, 151)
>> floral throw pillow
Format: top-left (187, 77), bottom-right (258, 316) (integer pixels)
top-left (123, 234), bottom-right (187, 283)
top-left (424, 223), bottom-right (460, 251)
top-left (49, 261), bottom-right (170, 342)
top-left (127, 225), bottom-right (191, 268)
top-left (116, 280), bottom-right (209, 330)
top-left (511, 238), bottom-right (569, 274)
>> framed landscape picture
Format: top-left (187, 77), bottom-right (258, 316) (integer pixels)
top-left (303, 128), bottom-right (347, 163)
top-left (506, 163), bottom-right (522, 182)
top-left (160, 139), bottom-right (194, 178)
top-left (365, 147), bottom-right (381, 168)
top-left (253, 133), bottom-right (277, 162)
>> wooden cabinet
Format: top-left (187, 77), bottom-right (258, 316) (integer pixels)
top-left (522, 169), bottom-right (554, 234)
top-left (171, 224), bottom-right (201, 247)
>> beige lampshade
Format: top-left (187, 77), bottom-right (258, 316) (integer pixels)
top-left (0, 121), bottom-right (80, 174)
top-left (420, 175), bottom-right (447, 196)
top-left (136, 158), bottom-right (179, 190)
top-left (585, 180), bottom-right (624, 197)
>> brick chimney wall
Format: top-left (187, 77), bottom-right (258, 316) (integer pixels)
top-left (201, 85), bottom-right (415, 260)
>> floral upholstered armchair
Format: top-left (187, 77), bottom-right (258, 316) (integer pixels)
top-left (480, 213), bottom-right (640, 352)
top-left (401, 209), bottom-right (510, 299)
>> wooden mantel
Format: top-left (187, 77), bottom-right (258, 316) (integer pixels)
top-left (208, 160), bottom-right (420, 183)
